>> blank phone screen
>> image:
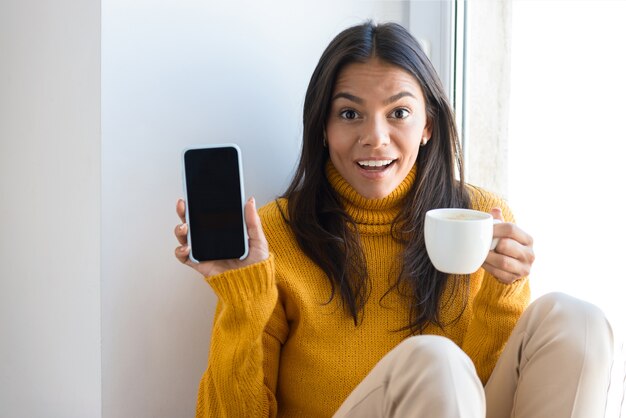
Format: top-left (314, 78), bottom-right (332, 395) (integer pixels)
top-left (184, 147), bottom-right (246, 261)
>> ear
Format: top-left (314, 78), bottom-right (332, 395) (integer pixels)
top-left (423, 116), bottom-right (433, 140)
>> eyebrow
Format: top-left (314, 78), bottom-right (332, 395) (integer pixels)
top-left (384, 91), bottom-right (416, 105)
top-left (331, 91), bottom-right (416, 105)
top-left (331, 92), bottom-right (364, 104)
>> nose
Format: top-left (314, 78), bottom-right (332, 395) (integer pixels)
top-left (359, 115), bottom-right (390, 148)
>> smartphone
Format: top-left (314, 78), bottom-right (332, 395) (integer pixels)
top-left (182, 144), bottom-right (248, 262)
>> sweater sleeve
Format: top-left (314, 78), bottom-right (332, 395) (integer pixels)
top-left (461, 187), bottom-right (531, 384)
top-left (195, 254), bottom-right (289, 418)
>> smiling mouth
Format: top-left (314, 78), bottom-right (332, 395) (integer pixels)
top-left (357, 159), bottom-right (396, 171)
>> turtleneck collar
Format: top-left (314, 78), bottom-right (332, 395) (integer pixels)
top-left (325, 160), bottom-right (417, 229)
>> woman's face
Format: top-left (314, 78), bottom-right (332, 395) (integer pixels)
top-left (326, 58), bottom-right (431, 200)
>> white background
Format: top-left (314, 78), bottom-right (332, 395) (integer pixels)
top-left (509, 0), bottom-right (625, 337)
top-left (509, 3), bottom-right (626, 413)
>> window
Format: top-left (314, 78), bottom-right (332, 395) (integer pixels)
top-left (509, 0), bottom-right (625, 333)
top-left (466, 1), bottom-right (626, 413)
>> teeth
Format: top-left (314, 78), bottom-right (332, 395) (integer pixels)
top-left (358, 160), bottom-right (393, 167)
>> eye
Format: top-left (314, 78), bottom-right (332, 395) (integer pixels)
top-left (339, 109), bottom-right (359, 120)
top-left (390, 108), bottom-right (410, 119)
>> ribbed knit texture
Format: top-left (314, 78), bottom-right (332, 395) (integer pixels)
top-left (196, 163), bottom-right (530, 418)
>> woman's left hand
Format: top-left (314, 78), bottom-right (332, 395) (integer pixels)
top-left (482, 208), bottom-right (535, 285)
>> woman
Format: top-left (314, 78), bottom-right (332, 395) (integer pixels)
top-left (174, 22), bottom-right (613, 418)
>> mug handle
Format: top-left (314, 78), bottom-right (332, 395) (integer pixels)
top-left (490, 219), bottom-right (502, 251)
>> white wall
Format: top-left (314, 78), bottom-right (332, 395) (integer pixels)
top-left (0, 1), bottom-right (102, 417)
top-left (408, 0), bottom-right (454, 97)
top-left (101, 1), bottom-right (412, 416)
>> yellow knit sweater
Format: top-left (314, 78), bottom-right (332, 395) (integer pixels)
top-left (196, 164), bottom-right (530, 417)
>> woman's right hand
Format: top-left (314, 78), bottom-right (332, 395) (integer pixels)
top-left (174, 197), bottom-right (270, 278)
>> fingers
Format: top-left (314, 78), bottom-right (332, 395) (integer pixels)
top-left (485, 208), bottom-right (535, 284)
top-left (485, 243), bottom-right (533, 276)
top-left (492, 236), bottom-right (529, 261)
top-left (244, 197), bottom-right (270, 261)
top-left (491, 206), bottom-right (533, 246)
top-left (174, 197), bottom-right (269, 273)
top-left (174, 199), bottom-right (188, 245)
top-left (174, 223), bottom-right (187, 245)
top-left (482, 262), bottom-right (520, 285)
top-left (245, 198), bottom-right (265, 242)
top-left (493, 221), bottom-right (533, 247)
top-left (175, 199), bottom-right (189, 258)
top-left (174, 244), bottom-right (190, 265)
top-left (484, 237), bottom-right (535, 284)
top-left (484, 237), bottom-right (534, 284)
top-left (491, 207), bottom-right (504, 222)
top-left (176, 199), bottom-right (186, 223)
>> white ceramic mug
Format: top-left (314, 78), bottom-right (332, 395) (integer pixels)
top-left (424, 208), bottom-right (500, 274)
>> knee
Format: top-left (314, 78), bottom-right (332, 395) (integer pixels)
top-left (394, 335), bottom-right (474, 370)
top-left (529, 292), bottom-right (613, 355)
top-left (532, 292), bottom-right (611, 330)
top-left (398, 334), bottom-right (462, 353)
top-left (389, 336), bottom-right (483, 399)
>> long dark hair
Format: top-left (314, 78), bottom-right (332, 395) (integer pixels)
top-left (280, 21), bottom-right (470, 334)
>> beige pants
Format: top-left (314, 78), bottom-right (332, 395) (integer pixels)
top-left (333, 293), bottom-right (614, 418)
